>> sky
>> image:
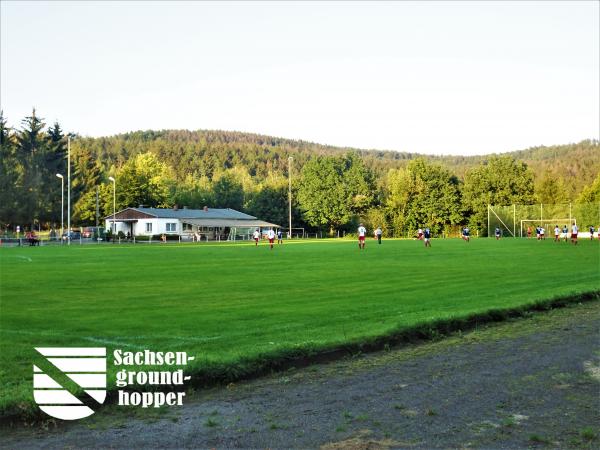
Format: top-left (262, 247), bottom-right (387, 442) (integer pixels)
top-left (1, 1), bottom-right (598, 156)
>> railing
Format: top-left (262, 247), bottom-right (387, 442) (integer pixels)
top-left (0, 232), bottom-right (358, 247)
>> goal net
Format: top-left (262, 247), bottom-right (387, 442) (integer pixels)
top-left (488, 203), bottom-right (599, 238)
top-left (519, 219), bottom-right (575, 238)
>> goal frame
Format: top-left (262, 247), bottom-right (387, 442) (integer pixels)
top-left (519, 219), bottom-right (576, 238)
top-left (487, 203), bottom-right (581, 238)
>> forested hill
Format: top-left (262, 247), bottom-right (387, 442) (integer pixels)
top-left (2, 109), bottom-right (598, 233)
top-left (438, 141), bottom-right (599, 193)
top-left (77, 129), bottom-right (598, 196)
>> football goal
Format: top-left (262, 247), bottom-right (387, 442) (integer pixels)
top-left (486, 203), bottom-right (598, 238)
top-left (519, 219), bottom-right (575, 238)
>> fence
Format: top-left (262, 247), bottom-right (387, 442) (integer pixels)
top-left (0, 231), bottom-right (327, 247)
top-left (487, 203), bottom-right (600, 238)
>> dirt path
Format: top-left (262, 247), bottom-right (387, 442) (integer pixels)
top-left (3, 301), bottom-right (599, 449)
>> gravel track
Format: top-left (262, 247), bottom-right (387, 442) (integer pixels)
top-left (2, 301), bottom-right (599, 449)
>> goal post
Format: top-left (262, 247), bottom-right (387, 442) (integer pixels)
top-left (488, 204), bottom-right (516, 237)
top-left (486, 202), bottom-right (598, 238)
top-left (519, 219), bottom-right (576, 238)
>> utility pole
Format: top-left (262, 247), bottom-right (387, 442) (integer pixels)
top-left (109, 177), bottom-right (116, 235)
top-left (67, 136), bottom-right (71, 245)
top-left (56, 174), bottom-right (64, 239)
top-left (288, 156), bottom-right (293, 239)
top-left (95, 187), bottom-right (99, 227)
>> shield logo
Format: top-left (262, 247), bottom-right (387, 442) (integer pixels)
top-left (33, 347), bottom-right (107, 420)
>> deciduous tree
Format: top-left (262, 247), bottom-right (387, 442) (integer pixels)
top-left (385, 158), bottom-right (461, 236)
top-left (462, 156), bottom-right (535, 233)
top-left (297, 154), bottom-right (375, 234)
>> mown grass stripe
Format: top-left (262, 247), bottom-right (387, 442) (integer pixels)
top-left (1, 238), bottom-right (598, 418)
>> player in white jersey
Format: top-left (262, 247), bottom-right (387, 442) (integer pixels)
top-left (358, 224), bottom-right (366, 250)
top-left (267, 228), bottom-right (276, 249)
top-left (253, 229), bottom-right (260, 246)
top-left (374, 227), bottom-right (382, 244)
top-left (571, 224), bottom-right (578, 245)
top-left (554, 225), bottom-right (560, 242)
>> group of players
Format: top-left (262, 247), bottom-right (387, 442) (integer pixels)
top-left (359, 225), bottom-right (461, 249)
top-left (357, 223), bottom-right (599, 249)
top-left (525, 224), bottom-right (599, 245)
top-left (252, 223), bottom-right (598, 251)
top-left (357, 224), bottom-right (383, 249)
top-left (253, 228), bottom-right (283, 249)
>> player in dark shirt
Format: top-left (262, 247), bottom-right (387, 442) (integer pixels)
top-left (424, 228), bottom-right (431, 248)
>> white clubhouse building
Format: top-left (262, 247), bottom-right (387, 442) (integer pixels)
top-left (105, 206), bottom-right (279, 240)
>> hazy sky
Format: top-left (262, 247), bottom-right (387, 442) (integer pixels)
top-left (1, 1), bottom-right (598, 155)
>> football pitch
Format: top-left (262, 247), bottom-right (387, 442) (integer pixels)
top-left (1, 238), bottom-right (598, 417)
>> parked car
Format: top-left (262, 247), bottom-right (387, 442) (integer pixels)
top-left (62, 230), bottom-right (81, 241)
top-left (82, 226), bottom-right (104, 239)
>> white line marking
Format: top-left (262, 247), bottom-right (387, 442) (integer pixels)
top-left (36, 347), bottom-right (106, 357)
top-left (2, 329), bottom-right (146, 349)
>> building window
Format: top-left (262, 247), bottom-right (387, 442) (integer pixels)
top-left (146, 223), bottom-right (152, 233)
top-left (183, 223), bottom-right (193, 231)
top-left (166, 223), bottom-right (177, 232)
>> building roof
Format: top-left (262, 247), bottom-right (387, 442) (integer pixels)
top-left (182, 218), bottom-right (280, 228)
top-left (105, 207), bottom-right (257, 221)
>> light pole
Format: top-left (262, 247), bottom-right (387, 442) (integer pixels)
top-left (67, 136), bottom-right (71, 245)
top-left (108, 176), bottom-right (116, 236)
top-left (288, 156), bottom-right (293, 239)
top-left (56, 174), bottom-right (64, 240)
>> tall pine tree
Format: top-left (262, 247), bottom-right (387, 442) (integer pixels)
top-left (15, 109), bottom-right (48, 228)
top-left (0, 111), bottom-right (19, 227)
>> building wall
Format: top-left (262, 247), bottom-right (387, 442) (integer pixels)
top-left (105, 219), bottom-right (130, 235)
top-left (134, 219), bottom-right (180, 235)
top-left (105, 219), bottom-right (180, 236)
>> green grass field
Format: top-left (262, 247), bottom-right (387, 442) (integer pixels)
top-left (1, 238), bottom-right (598, 417)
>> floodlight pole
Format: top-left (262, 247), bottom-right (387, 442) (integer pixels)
top-left (487, 204), bottom-right (490, 238)
top-left (67, 136), bottom-right (71, 246)
top-left (108, 176), bottom-right (116, 235)
top-left (56, 174), bottom-right (64, 240)
top-left (288, 156), bottom-right (293, 239)
top-left (513, 204), bottom-right (516, 238)
top-left (95, 187), bottom-right (99, 227)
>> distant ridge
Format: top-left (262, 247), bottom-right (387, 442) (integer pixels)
top-left (74, 129), bottom-right (599, 198)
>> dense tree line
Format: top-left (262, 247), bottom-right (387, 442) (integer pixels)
top-left (0, 110), bottom-right (68, 228)
top-left (1, 110), bottom-right (598, 235)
